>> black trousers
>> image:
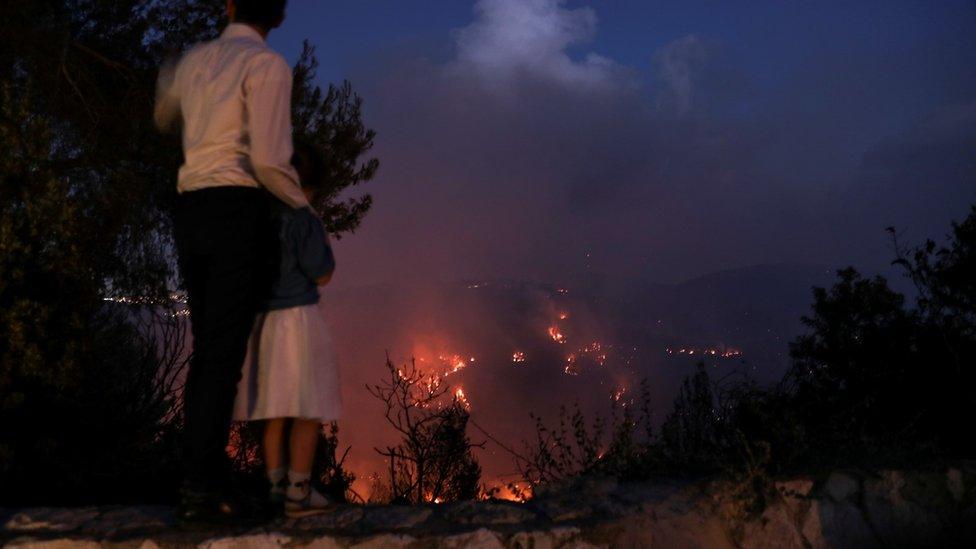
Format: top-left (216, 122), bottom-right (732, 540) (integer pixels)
top-left (174, 186), bottom-right (276, 491)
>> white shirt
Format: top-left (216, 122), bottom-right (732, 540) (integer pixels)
top-left (155, 23), bottom-right (308, 208)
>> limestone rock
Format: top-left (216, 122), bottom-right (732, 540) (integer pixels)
top-left (507, 526), bottom-right (582, 549)
top-left (361, 505), bottom-right (432, 530)
top-left (4, 539), bottom-right (101, 549)
top-left (740, 504), bottom-right (804, 549)
top-left (300, 537), bottom-right (344, 549)
top-left (3, 507), bottom-right (101, 533)
top-left (350, 533), bottom-right (416, 548)
top-left (288, 506), bottom-right (364, 531)
top-left (823, 472), bottom-right (860, 503)
top-left (3, 467), bottom-right (976, 548)
top-left (531, 497), bottom-right (592, 522)
top-left (801, 500), bottom-right (878, 549)
top-left (445, 500), bottom-right (537, 525)
top-left (76, 505), bottom-right (170, 537)
top-left (441, 527), bottom-right (505, 548)
top-left (201, 532), bottom-right (292, 548)
top-left (861, 470), bottom-right (944, 546)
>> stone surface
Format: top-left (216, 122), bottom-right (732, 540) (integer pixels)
top-left (4, 507), bottom-right (102, 533)
top-left (361, 505), bottom-right (432, 530)
top-left (201, 533), bottom-right (292, 548)
top-left (823, 472), bottom-right (861, 503)
top-left (802, 500), bottom-right (878, 549)
top-left (740, 504), bottom-right (806, 549)
top-left (3, 467), bottom-right (975, 548)
top-left (507, 526), bottom-right (583, 549)
top-left (349, 533), bottom-right (415, 548)
top-left (286, 506), bottom-right (364, 531)
top-left (445, 500), bottom-right (537, 525)
top-left (531, 497), bottom-right (592, 522)
top-left (440, 527), bottom-right (505, 548)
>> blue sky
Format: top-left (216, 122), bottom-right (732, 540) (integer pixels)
top-left (264, 1), bottom-right (975, 286)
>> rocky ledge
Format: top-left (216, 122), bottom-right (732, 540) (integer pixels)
top-left (3, 466), bottom-right (975, 548)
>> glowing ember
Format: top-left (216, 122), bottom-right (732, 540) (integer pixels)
top-left (512, 351), bottom-right (526, 363)
top-left (563, 354), bottom-right (579, 375)
top-left (436, 353), bottom-right (474, 377)
top-left (454, 387), bottom-right (471, 409)
top-left (666, 347), bottom-right (742, 358)
top-left (548, 326), bottom-right (566, 344)
top-left (558, 312), bottom-right (569, 320)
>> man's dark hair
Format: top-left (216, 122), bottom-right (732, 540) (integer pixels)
top-left (232, 0), bottom-right (287, 30)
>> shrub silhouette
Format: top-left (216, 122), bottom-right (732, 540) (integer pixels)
top-left (367, 358), bottom-right (482, 504)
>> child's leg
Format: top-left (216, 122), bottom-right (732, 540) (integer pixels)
top-left (263, 419), bottom-right (288, 499)
top-left (287, 419), bottom-right (320, 474)
top-left (263, 418), bottom-right (288, 471)
top-left (284, 419), bottom-right (336, 514)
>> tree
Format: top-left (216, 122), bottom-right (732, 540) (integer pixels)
top-left (785, 268), bottom-right (919, 455)
top-left (889, 206), bottom-right (976, 456)
top-left (660, 363), bottom-right (727, 472)
top-left (291, 42), bottom-right (378, 236)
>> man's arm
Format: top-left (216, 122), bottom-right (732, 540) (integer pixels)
top-left (245, 53), bottom-right (309, 209)
top-left (154, 58), bottom-right (181, 132)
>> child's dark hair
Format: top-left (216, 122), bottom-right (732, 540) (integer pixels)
top-left (292, 140), bottom-right (328, 198)
top-left (232, 0), bottom-right (287, 30)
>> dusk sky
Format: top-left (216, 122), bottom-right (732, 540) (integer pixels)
top-left (267, 0), bottom-right (975, 288)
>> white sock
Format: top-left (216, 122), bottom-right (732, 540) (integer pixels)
top-left (286, 470), bottom-right (312, 501)
top-left (268, 467), bottom-right (287, 492)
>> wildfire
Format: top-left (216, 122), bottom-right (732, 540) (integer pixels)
top-left (454, 387), bottom-right (471, 409)
top-left (559, 339), bottom-right (610, 374)
top-left (438, 354), bottom-right (472, 377)
top-left (548, 326), bottom-right (567, 344)
top-left (558, 312), bottom-right (569, 320)
top-left (666, 347), bottom-right (742, 358)
top-left (484, 482), bottom-right (531, 502)
top-left (512, 351), bottom-right (526, 363)
top-left (564, 354), bottom-right (579, 375)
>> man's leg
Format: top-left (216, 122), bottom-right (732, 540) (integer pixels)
top-left (186, 245), bottom-right (263, 482)
top-left (176, 188), bottom-right (271, 509)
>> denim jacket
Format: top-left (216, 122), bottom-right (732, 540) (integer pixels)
top-left (266, 205), bottom-right (335, 311)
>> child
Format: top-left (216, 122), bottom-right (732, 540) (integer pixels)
top-left (233, 142), bottom-right (341, 517)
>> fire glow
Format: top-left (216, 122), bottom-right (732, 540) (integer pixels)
top-left (666, 347), bottom-right (742, 358)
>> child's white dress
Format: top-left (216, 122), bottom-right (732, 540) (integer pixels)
top-left (233, 206), bottom-right (341, 423)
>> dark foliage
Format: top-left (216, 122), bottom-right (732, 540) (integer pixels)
top-left (291, 42), bottom-right (378, 237)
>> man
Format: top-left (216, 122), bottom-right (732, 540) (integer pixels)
top-left (154, 0), bottom-right (308, 525)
